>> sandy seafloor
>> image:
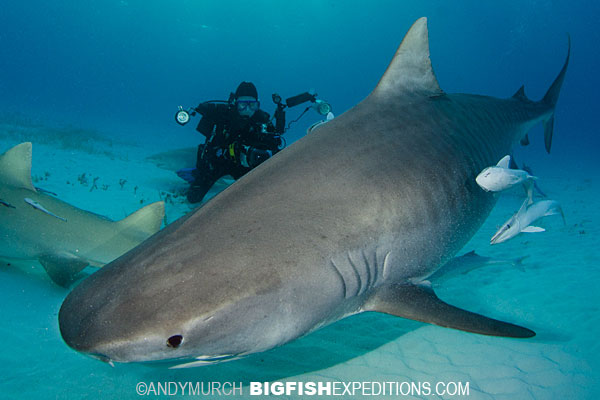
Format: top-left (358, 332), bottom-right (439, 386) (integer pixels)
top-left (0, 121), bottom-right (598, 400)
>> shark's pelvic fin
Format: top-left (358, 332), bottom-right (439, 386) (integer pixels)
top-left (543, 115), bottom-right (555, 154)
top-left (117, 201), bottom-right (165, 238)
top-left (39, 253), bottom-right (89, 287)
top-left (0, 142), bottom-right (36, 191)
top-left (363, 283), bottom-right (535, 338)
top-left (372, 17), bottom-right (443, 98)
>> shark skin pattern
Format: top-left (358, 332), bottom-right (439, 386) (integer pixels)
top-left (59, 18), bottom-right (569, 368)
top-left (0, 142), bottom-right (165, 286)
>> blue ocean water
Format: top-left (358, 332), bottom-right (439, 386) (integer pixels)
top-left (1, 1), bottom-right (599, 399)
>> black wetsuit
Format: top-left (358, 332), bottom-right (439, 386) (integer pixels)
top-left (187, 102), bottom-right (282, 203)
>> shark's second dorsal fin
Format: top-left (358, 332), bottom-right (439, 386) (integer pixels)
top-left (512, 85), bottom-right (528, 101)
top-left (372, 17), bottom-right (443, 98)
top-left (0, 142), bottom-right (36, 191)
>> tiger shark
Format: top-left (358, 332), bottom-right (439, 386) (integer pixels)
top-left (0, 142), bottom-right (165, 286)
top-left (59, 18), bottom-right (569, 367)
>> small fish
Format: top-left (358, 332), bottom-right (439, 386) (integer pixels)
top-left (35, 187), bottom-right (58, 196)
top-left (510, 154), bottom-right (547, 198)
top-left (491, 199), bottom-right (564, 244)
top-left (476, 155), bottom-right (536, 192)
top-left (521, 164), bottom-right (547, 198)
top-left (24, 198), bottom-right (67, 222)
top-left (428, 250), bottom-right (527, 283)
top-left (1, 199), bottom-right (16, 208)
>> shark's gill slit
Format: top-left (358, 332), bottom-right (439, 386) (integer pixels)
top-left (167, 335), bottom-right (183, 348)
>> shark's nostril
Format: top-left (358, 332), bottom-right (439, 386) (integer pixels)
top-left (167, 335), bottom-right (183, 348)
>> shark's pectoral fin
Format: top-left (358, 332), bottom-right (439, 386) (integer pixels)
top-left (39, 254), bottom-right (89, 287)
top-left (522, 226), bottom-right (545, 233)
top-left (363, 283), bottom-right (535, 338)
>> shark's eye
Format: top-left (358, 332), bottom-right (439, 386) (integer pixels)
top-left (167, 335), bottom-right (183, 348)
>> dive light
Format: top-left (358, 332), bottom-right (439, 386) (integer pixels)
top-left (312, 99), bottom-right (332, 116)
top-left (175, 106), bottom-right (191, 126)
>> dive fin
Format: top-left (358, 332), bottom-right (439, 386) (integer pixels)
top-left (39, 254), bottom-right (89, 287)
top-left (372, 17), bottom-right (443, 98)
top-left (363, 283), bottom-right (535, 338)
top-left (0, 142), bottom-right (36, 191)
top-left (520, 134), bottom-right (530, 146)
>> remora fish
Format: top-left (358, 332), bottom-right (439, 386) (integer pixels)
top-left (0, 142), bottom-right (165, 286)
top-left (491, 199), bottom-right (565, 244)
top-left (426, 250), bottom-right (527, 284)
top-left (24, 197), bottom-right (67, 222)
top-left (59, 18), bottom-right (569, 367)
top-left (476, 155), bottom-right (537, 192)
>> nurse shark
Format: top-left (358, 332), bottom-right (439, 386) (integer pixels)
top-left (59, 18), bottom-right (569, 367)
top-left (0, 142), bottom-right (165, 286)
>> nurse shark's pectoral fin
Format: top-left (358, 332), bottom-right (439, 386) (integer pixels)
top-left (39, 253), bottom-right (90, 287)
top-left (362, 283), bottom-right (535, 338)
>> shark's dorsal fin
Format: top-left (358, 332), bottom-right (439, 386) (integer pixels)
top-left (0, 142), bottom-right (36, 191)
top-left (372, 17), bottom-right (443, 98)
top-left (496, 155), bottom-right (511, 169)
top-left (512, 85), bottom-right (528, 101)
top-left (116, 201), bottom-right (165, 238)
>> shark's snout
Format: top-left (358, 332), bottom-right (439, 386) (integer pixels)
top-left (58, 291), bottom-right (97, 355)
top-left (59, 298), bottom-right (174, 364)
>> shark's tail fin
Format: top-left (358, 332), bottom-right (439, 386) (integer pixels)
top-left (540, 35), bottom-right (571, 153)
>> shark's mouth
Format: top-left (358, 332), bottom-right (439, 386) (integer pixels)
top-left (169, 354), bottom-right (245, 369)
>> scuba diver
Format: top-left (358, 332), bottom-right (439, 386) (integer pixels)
top-left (175, 81), bottom-right (333, 204)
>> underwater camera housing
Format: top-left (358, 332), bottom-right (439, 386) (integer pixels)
top-left (283, 92), bottom-right (332, 115)
top-left (272, 91), bottom-right (332, 133)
